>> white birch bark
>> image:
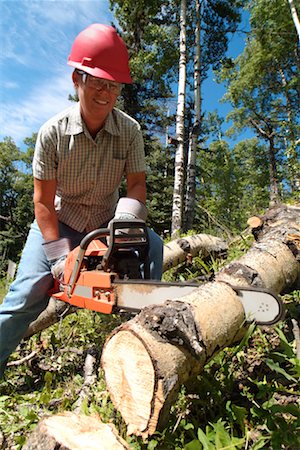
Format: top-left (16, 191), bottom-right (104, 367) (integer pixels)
top-left (171, 0), bottom-right (187, 238)
top-left (185, 0), bottom-right (202, 230)
top-left (288, 0), bottom-right (300, 41)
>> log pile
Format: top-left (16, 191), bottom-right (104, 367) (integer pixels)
top-left (101, 204), bottom-right (300, 438)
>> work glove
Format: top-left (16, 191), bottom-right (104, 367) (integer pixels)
top-left (109, 197), bottom-right (147, 241)
top-left (43, 237), bottom-right (71, 283)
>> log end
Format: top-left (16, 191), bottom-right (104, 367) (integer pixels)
top-left (101, 329), bottom-right (156, 436)
top-left (23, 412), bottom-right (130, 450)
top-left (247, 216), bottom-right (263, 230)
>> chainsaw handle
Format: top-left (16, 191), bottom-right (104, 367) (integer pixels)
top-left (68, 221), bottom-right (150, 297)
top-left (80, 227), bottom-right (110, 250)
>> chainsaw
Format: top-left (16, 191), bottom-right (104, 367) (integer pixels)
top-left (53, 219), bottom-right (284, 325)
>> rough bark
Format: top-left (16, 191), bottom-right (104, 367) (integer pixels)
top-left (23, 412), bottom-right (130, 450)
top-left (101, 204), bottom-right (300, 438)
top-left (25, 234), bottom-right (227, 338)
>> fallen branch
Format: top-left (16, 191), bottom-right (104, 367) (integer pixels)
top-left (163, 233), bottom-right (228, 272)
top-left (7, 342), bottom-right (44, 367)
top-left (73, 347), bottom-right (99, 413)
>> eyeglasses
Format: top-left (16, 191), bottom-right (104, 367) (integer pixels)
top-left (76, 70), bottom-right (123, 94)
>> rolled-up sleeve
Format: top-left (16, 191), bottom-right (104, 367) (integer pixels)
top-left (33, 126), bottom-right (58, 180)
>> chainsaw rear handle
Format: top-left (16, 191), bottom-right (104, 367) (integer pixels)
top-left (102, 219), bottom-right (150, 278)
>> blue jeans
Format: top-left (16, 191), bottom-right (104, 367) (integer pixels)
top-left (0, 220), bottom-right (163, 377)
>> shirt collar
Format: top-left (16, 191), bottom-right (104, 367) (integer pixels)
top-left (65, 104), bottom-right (120, 137)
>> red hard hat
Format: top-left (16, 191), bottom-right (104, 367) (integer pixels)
top-left (67, 24), bottom-right (132, 83)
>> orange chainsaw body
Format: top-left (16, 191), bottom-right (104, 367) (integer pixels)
top-left (53, 239), bottom-right (117, 314)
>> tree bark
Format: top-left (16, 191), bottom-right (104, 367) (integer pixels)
top-left (288, 0), bottom-right (300, 41)
top-left (185, 0), bottom-right (202, 231)
top-left (171, 0), bottom-right (187, 238)
top-left (163, 233), bottom-right (227, 272)
top-left (25, 234), bottom-right (227, 338)
top-left (101, 204), bottom-right (300, 438)
top-left (23, 412), bottom-right (130, 450)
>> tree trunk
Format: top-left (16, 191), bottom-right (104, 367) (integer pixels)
top-left (278, 66), bottom-right (300, 192)
top-left (25, 233), bottom-right (226, 338)
top-left (288, 0), bottom-right (300, 41)
top-left (185, 0), bottom-right (202, 231)
top-left (268, 133), bottom-right (280, 206)
top-left (23, 412), bottom-right (130, 450)
top-left (101, 204), bottom-right (300, 438)
top-left (163, 233), bottom-right (227, 272)
top-left (171, 0), bottom-right (187, 238)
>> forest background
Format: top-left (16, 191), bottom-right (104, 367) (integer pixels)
top-left (1, 0), bottom-right (299, 271)
top-left (0, 0), bottom-right (299, 449)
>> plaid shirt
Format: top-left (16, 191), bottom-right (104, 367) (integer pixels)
top-left (33, 103), bottom-right (146, 232)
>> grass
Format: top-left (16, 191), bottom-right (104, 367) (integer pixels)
top-left (0, 238), bottom-right (299, 449)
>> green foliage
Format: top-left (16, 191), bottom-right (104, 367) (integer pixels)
top-left (0, 137), bottom-right (35, 273)
top-left (218, 0), bottom-right (300, 200)
top-left (146, 140), bottom-right (174, 235)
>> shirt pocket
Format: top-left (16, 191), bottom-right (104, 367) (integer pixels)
top-left (113, 149), bottom-right (127, 160)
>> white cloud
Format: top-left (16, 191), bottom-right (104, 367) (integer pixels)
top-left (1, 80), bottom-right (19, 89)
top-left (0, 1), bottom-right (114, 69)
top-left (0, 0), bottom-right (115, 147)
top-left (0, 70), bottom-right (74, 145)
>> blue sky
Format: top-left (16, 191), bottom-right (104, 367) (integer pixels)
top-left (0, 0), bottom-right (250, 150)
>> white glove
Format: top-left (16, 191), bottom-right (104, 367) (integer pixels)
top-left (114, 197), bottom-right (147, 221)
top-left (109, 198), bottom-right (147, 242)
top-left (43, 237), bottom-right (71, 283)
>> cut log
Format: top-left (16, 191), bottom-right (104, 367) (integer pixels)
top-left (25, 233), bottom-right (227, 338)
top-left (23, 412), bottom-right (130, 450)
top-left (101, 204), bottom-right (300, 438)
top-left (163, 233), bottom-right (228, 272)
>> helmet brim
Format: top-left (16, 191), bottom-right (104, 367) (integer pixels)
top-left (68, 60), bottom-right (132, 84)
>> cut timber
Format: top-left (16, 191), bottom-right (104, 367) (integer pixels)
top-left (247, 215), bottom-right (263, 229)
top-left (23, 412), bottom-right (130, 450)
top-left (101, 204), bottom-right (300, 438)
top-left (163, 233), bottom-right (228, 271)
top-left (102, 282), bottom-right (245, 437)
top-left (25, 233), bottom-right (227, 338)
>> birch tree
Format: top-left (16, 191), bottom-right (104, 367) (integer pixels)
top-left (288, 0), bottom-right (300, 41)
top-left (184, 0), bottom-right (201, 231)
top-left (171, 0), bottom-right (187, 238)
